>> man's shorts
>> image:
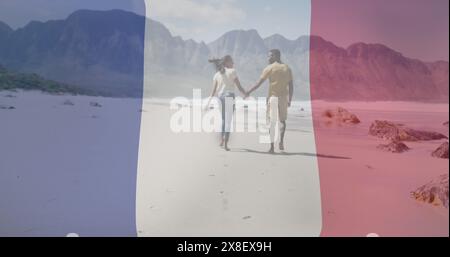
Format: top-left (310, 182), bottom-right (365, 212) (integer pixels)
top-left (267, 95), bottom-right (289, 123)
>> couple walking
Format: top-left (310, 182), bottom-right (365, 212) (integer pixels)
top-left (208, 49), bottom-right (294, 153)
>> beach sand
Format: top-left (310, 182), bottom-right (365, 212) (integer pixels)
top-left (0, 91), bottom-right (142, 236)
top-left (1, 91), bottom-right (448, 236)
top-left (137, 99), bottom-right (449, 237)
top-left (311, 101), bottom-right (449, 237)
top-left (136, 101), bottom-right (323, 237)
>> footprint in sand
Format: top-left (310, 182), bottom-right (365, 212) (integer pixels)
top-left (222, 199), bottom-right (228, 211)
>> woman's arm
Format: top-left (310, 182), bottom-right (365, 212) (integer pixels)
top-left (210, 79), bottom-right (218, 98)
top-left (205, 79), bottom-right (219, 110)
top-left (234, 77), bottom-right (247, 96)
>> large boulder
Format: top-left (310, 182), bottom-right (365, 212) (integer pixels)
top-left (322, 107), bottom-right (361, 126)
top-left (377, 140), bottom-right (410, 153)
top-left (369, 120), bottom-right (448, 141)
top-left (432, 142), bottom-right (449, 159)
top-left (62, 100), bottom-right (75, 106)
top-left (412, 174), bottom-right (449, 209)
top-left (90, 101), bottom-right (102, 108)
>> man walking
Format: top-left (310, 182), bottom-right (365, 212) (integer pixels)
top-left (246, 49), bottom-right (294, 153)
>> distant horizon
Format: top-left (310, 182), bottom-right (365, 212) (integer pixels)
top-left (0, 9), bottom-right (447, 63)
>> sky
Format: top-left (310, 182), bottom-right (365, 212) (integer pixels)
top-left (146, 0), bottom-right (312, 42)
top-left (0, 0), bottom-right (448, 61)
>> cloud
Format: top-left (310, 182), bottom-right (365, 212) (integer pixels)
top-left (163, 21), bottom-right (207, 39)
top-left (264, 6), bottom-right (272, 12)
top-left (147, 0), bottom-right (246, 24)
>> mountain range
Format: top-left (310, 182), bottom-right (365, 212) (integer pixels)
top-left (0, 9), bottom-right (448, 101)
top-left (0, 10), bottom-right (145, 97)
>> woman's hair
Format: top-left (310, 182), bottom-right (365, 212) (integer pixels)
top-left (209, 58), bottom-right (224, 74)
top-left (209, 55), bottom-right (233, 74)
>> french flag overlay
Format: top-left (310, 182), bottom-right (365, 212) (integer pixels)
top-left (0, 0), bottom-right (146, 236)
top-left (136, 0), bottom-right (322, 237)
top-left (0, 0), bottom-right (448, 237)
top-left (310, 0), bottom-right (449, 236)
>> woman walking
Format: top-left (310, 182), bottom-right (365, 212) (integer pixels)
top-left (207, 55), bottom-right (246, 151)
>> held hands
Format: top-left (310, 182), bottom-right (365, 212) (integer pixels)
top-left (243, 87), bottom-right (254, 99)
top-left (241, 89), bottom-right (250, 99)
